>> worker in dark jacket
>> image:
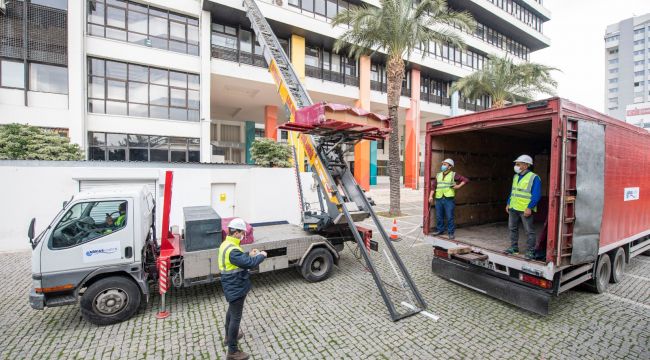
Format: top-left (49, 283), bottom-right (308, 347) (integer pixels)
top-left (218, 218), bottom-right (266, 360)
top-left (429, 158), bottom-right (469, 240)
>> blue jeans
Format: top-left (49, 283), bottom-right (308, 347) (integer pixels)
top-left (435, 197), bottom-right (456, 235)
top-left (225, 294), bottom-right (247, 353)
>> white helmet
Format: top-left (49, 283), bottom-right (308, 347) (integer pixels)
top-left (442, 158), bottom-right (455, 167)
top-left (514, 155), bottom-right (533, 165)
top-left (228, 218), bottom-right (247, 231)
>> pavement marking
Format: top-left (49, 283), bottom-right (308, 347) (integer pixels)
top-left (400, 302), bottom-right (440, 322)
top-left (626, 273), bottom-right (650, 282)
top-left (603, 293), bottom-right (650, 311)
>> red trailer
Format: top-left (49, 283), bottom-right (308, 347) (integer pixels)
top-left (424, 98), bottom-right (650, 314)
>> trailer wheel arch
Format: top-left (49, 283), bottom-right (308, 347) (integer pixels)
top-left (297, 242), bottom-right (340, 267)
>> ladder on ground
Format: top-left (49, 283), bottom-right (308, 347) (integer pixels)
top-left (242, 0), bottom-right (426, 321)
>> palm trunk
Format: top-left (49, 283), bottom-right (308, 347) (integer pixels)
top-left (386, 55), bottom-right (404, 217)
top-left (491, 98), bottom-right (507, 108)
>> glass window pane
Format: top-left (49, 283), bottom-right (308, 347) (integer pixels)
top-left (88, 76), bottom-right (105, 99)
top-left (169, 41), bottom-right (187, 53)
top-left (150, 85), bottom-right (168, 105)
top-left (188, 109), bottom-right (199, 121)
top-left (188, 90), bottom-right (199, 109)
top-left (128, 103), bottom-right (148, 117)
top-left (106, 133), bottom-right (127, 147)
top-left (188, 150), bottom-right (200, 162)
top-left (169, 71), bottom-right (187, 88)
top-left (106, 28), bottom-right (127, 41)
top-left (150, 37), bottom-right (168, 50)
top-left (89, 147), bottom-right (106, 161)
top-left (170, 150), bottom-right (186, 162)
top-left (128, 2), bottom-right (147, 13)
top-left (107, 6), bottom-right (126, 29)
top-left (315, 0), bottom-right (325, 15)
top-left (188, 44), bottom-right (199, 56)
top-left (326, 0), bottom-right (337, 18)
top-left (1, 60), bottom-right (25, 88)
top-left (149, 16), bottom-right (168, 38)
top-left (29, 64), bottom-right (68, 94)
top-left (128, 31), bottom-right (147, 45)
top-left (170, 108), bottom-right (187, 121)
top-left (108, 149), bottom-right (126, 161)
top-left (106, 100), bottom-right (127, 115)
top-left (90, 132), bottom-right (106, 146)
top-left (107, 80), bottom-right (126, 100)
top-left (150, 149), bottom-right (168, 161)
top-left (150, 105), bottom-right (168, 119)
top-left (128, 10), bottom-right (147, 34)
top-left (88, 24), bottom-right (105, 37)
top-left (169, 13), bottom-right (186, 22)
top-left (302, 0), bottom-right (314, 12)
top-left (128, 134), bottom-right (149, 147)
top-left (170, 21), bottom-right (186, 42)
top-left (149, 8), bottom-right (167, 18)
top-left (150, 68), bottom-right (168, 85)
top-left (89, 58), bottom-right (105, 76)
top-left (128, 81), bottom-right (148, 103)
top-left (188, 25), bottom-right (199, 44)
top-left (240, 30), bottom-right (252, 53)
top-left (128, 64), bottom-right (148, 82)
top-left (106, 61), bottom-right (127, 79)
top-left (129, 148), bottom-right (148, 162)
top-left (88, 1), bottom-right (105, 25)
top-left (188, 74), bottom-right (200, 90)
top-left (107, 0), bottom-right (126, 7)
top-left (170, 88), bottom-right (186, 107)
top-left (88, 99), bottom-right (105, 114)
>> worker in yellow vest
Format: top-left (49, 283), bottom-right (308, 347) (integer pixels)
top-left (218, 218), bottom-right (266, 360)
top-left (505, 155), bottom-right (542, 259)
top-left (429, 158), bottom-right (469, 240)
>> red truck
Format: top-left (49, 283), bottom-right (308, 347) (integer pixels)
top-left (424, 98), bottom-right (650, 315)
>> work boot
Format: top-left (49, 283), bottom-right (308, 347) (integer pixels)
top-left (448, 234), bottom-right (455, 240)
top-left (524, 249), bottom-right (535, 260)
top-left (226, 350), bottom-right (250, 360)
top-left (504, 247), bottom-right (519, 255)
top-left (223, 331), bottom-right (244, 345)
top-left (433, 231), bottom-right (445, 236)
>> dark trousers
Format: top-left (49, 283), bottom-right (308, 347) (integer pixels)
top-left (225, 294), bottom-right (247, 353)
top-left (508, 209), bottom-right (536, 250)
top-left (435, 197), bottom-right (456, 235)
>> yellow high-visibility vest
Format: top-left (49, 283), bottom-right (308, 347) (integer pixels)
top-left (435, 171), bottom-right (456, 199)
top-left (510, 171), bottom-right (539, 212)
top-left (218, 236), bottom-right (245, 274)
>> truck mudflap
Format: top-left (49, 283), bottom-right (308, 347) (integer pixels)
top-left (432, 256), bottom-right (551, 315)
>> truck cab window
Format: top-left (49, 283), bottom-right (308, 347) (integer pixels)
top-left (51, 200), bottom-right (128, 249)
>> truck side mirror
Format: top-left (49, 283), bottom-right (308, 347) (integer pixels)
top-left (28, 218), bottom-right (35, 241)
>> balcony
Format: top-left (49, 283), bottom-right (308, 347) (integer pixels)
top-left (305, 65), bottom-right (359, 87)
top-left (211, 45), bottom-right (266, 68)
top-left (370, 80), bottom-right (387, 93)
top-left (420, 92), bottom-right (452, 106)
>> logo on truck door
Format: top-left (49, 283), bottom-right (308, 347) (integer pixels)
top-left (82, 241), bottom-right (121, 263)
top-left (624, 187), bottom-right (640, 201)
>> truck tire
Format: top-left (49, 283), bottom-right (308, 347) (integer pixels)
top-left (609, 248), bottom-right (626, 284)
top-left (588, 254), bottom-right (611, 294)
top-left (80, 276), bottom-right (142, 326)
top-left (300, 248), bottom-right (334, 283)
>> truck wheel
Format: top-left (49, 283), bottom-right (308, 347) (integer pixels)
top-left (588, 254), bottom-right (611, 294)
top-left (300, 248), bottom-right (333, 283)
top-left (80, 276), bottom-right (141, 326)
top-left (609, 248), bottom-right (626, 284)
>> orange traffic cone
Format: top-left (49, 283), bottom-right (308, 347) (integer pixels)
top-left (390, 219), bottom-right (399, 241)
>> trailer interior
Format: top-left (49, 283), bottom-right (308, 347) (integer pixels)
top-left (427, 119), bottom-right (554, 263)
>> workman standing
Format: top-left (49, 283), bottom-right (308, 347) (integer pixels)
top-left (429, 158), bottom-right (469, 240)
top-left (218, 218), bottom-right (267, 360)
top-left (505, 155), bottom-right (542, 259)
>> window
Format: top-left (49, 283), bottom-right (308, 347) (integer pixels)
top-left (608, 48), bottom-right (618, 55)
top-left (608, 88), bottom-right (618, 93)
top-left (89, 132), bottom-right (199, 162)
top-left (50, 200), bottom-right (127, 249)
top-left (635, 60), bottom-right (645, 66)
top-left (634, 50), bottom-right (645, 56)
top-left (634, 39), bottom-right (645, 46)
top-left (29, 63), bottom-right (68, 94)
top-left (634, 28), bottom-right (645, 35)
top-left (635, 71), bottom-right (645, 77)
top-left (608, 59), bottom-right (618, 65)
top-left (606, 35), bottom-right (619, 42)
top-left (88, 57), bottom-right (199, 121)
top-left (0, 60), bottom-right (25, 89)
top-left (608, 78), bottom-right (617, 84)
top-left (31, 0), bottom-right (68, 10)
top-left (87, 0), bottom-right (199, 56)
top-left (314, 0), bottom-right (326, 16)
top-left (609, 68), bottom-right (618, 74)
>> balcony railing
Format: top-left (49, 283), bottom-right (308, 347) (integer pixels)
top-left (305, 65), bottom-right (359, 87)
top-left (420, 92), bottom-right (451, 106)
top-left (370, 80), bottom-right (387, 92)
top-left (211, 45), bottom-right (266, 68)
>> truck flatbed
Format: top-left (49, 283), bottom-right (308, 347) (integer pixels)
top-left (250, 224), bottom-right (325, 245)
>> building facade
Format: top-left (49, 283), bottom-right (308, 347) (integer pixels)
top-left (0, 0), bottom-right (550, 188)
top-left (604, 13), bottom-right (650, 122)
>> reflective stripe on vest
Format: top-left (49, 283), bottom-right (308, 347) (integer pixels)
top-left (435, 171), bottom-right (456, 199)
top-left (218, 236), bottom-right (244, 274)
top-left (510, 171), bottom-right (539, 212)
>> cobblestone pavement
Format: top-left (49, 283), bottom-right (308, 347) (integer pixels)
top-left (1, 181), bottom-right (649, 359)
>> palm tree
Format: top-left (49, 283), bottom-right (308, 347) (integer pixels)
top-left (453, 55), bottom-right (558, 108)
top-left (332, 0), bottom-right (474, 216)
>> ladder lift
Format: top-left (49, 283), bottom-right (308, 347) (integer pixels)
top-left (242, 0), bottom-right (426, 320)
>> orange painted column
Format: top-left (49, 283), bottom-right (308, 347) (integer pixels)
top-left (404, 68), bottom-right (421, 189)
top-left (264, 105), bottom-right (277, 140)
top-left (354, 56), bottom-right (371, 191)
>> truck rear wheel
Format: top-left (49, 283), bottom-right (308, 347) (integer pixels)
top-left (80, 276), bottom-right (141, 326)
top-left (609, 248), bottom-right (626, 284)
top-left (588, 254), bottom-right (611, 294)
top-left (300, 248), bottom-right (333, 283)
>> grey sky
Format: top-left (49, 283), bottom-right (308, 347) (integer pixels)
top-left (531, 0), bottom-right (649, 112)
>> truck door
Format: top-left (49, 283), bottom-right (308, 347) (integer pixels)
top-left (558, 118), bottom-right (605, 266)
top-left (40, 198), bottom-right (135, 286)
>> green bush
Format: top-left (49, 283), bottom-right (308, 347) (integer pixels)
top-left (249, 138), bottom-right (292, 168)
top-left (0, 123), bottom-right (83, 160)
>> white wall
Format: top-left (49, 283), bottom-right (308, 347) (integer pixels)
top-left (0, 162), bottom-right (312, 251)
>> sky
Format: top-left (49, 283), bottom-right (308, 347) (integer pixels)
top-left (530, 0), bottom-right (650, 112)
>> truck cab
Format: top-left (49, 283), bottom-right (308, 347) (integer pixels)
top-left (29, 186), bottom-right (154, 324)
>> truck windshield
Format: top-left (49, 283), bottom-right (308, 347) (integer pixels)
top-left (32, 195), bottom-right (74, 248)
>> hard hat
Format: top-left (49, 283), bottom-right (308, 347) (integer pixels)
top-left (442, 158), bottom-right (455, 167)
top-left (228, 218), bottom-right (247, 231)
top-left (514, 155), bottom-right (533, 165)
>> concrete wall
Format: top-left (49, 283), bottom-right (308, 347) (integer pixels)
top-left (0, 161), bottom-right (314, 251)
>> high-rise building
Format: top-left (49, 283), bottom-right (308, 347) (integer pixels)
top-left (604, 13), bottom-right (650, 122)
top-left (0, 0), bottom-right (550, 188)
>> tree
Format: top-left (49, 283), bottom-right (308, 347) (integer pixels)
top-left (0, 123), bottom-right (83, 160)
top-left (250, 138), bottom-right (292, 168)
top-left (453, 55), bottom-right (558, 108)
top-left (333, 0), bottom-right (474, 216)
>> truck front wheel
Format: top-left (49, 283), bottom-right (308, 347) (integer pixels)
top-left (80, 276), bottom-right (142, 326)
top-left (300, 248), bottom-right (334, 283)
